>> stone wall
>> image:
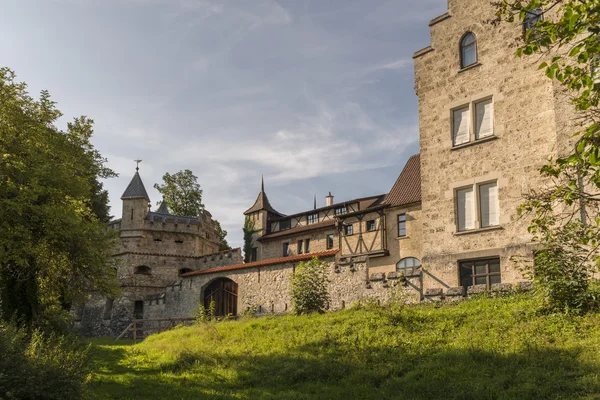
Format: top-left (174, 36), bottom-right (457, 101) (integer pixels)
top-left (143, 255), bottom-right (423, 320)
top-left (412, 0), bottom-right (575, 289)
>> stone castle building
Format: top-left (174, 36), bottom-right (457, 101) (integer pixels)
top-left (77, 0), bottom-right (575, 335)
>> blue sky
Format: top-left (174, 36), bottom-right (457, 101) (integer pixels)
top-left (1, 0), bottom-right (447, 249)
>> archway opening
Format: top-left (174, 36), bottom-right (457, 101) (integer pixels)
top-left (203, 278), bottom-right (238, 317)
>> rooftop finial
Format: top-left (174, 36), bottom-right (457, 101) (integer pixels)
top-left (314, 194), bottom-right (317, 210)
top-left (134, 159), bottom-right (142, 172)
top-left (261, 175), bottom-right (265, 192)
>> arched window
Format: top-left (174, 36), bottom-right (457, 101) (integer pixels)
top-left (396, 257), bottom-right (421, 276)
top-left (460, 32), bottom-right (477, 68)
top-left (179, 268), bottom-right (193, 276)
top-left (134, 265), bottom-right (151, 275)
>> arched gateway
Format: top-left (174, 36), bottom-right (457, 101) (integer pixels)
top-left (203, 278), bottom-right (238, 316)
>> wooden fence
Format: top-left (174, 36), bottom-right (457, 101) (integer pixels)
top-left (117, 317), bottom-right (195, 340)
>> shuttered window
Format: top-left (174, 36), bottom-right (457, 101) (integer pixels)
top-left (453, 106), bottom-right (470, 146)
top-left (479, 182), bottom-right (499, 227)
top-left (475, 98), bottom-right (493, 139)
top-left (457, 187), bottom-right (475, 232)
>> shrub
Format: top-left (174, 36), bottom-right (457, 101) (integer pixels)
top-left (0, 322), bottom-right (90, 400)
top-left (290, 257), bottom-right (330, 315)
top-left (193, 300), bottom-right (215, 323)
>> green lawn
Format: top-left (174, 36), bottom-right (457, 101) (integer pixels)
top-left (87, 294), bottom-right (600, 400)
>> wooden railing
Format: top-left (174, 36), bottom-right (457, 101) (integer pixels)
top-left (117, 317), bottom-right (195, 340)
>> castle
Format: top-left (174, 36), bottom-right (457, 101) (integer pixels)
top-left (75, 0), bottom-right (576, 336)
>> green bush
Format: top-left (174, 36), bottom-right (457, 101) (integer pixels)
top-left (290, 257), bottom-right (330, 315)
top-left (0, 322), bottom-right (90, 400)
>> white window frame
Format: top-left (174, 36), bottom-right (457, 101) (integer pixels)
top-left (455, 180), bottom-right (500, 232)
top-left (451, 96), bottom-right (494, 147)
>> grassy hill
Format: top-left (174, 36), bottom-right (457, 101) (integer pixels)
top-left (87, 293), bottom-right (600, 400)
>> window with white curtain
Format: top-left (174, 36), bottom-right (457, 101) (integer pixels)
top-left (456, 187), bottom-right (475, 231)
top-left (452, 97), bottom-right (494, 146)
top-left (475, 98), bottom-right (493, 139)
top-left (456, 181), bottom-right (499, 232)
top-left (479, 182), bottom-right (499, 227)
top-left (453, 106), bottom-right (470, 146)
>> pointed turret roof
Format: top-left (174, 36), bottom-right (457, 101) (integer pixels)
top-left (121, 171), bottom-right (150, 201)
top-left (243, 177), bottom-right (284, 216)
top-left (156, 199), bottom-right (169, 214)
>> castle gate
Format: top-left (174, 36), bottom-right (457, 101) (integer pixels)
top-left (203, 278), bottom-right (238, 316)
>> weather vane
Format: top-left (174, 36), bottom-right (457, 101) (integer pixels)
top-left (134, 159), bottom-right (142, 172)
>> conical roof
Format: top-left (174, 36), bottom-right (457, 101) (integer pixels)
top-left (243, 177), bottom-right (284, 216)
top-left (121, 172), bottom-right (150, 201)
top-left (156, 200), bottom-right (169, 214)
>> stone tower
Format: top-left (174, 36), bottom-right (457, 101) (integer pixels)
top-left (243, 177), bottom-right (285, 261)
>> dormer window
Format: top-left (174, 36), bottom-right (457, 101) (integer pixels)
top-left (460, 32), bottom-right (477, 68)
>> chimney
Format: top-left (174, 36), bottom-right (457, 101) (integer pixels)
top-left (325, 192), bottom-right (334, 206)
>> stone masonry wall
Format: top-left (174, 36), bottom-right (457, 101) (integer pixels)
top-left (413, 0), bottom-right (576, 289)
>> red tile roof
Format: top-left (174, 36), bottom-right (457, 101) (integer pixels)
top-left (180, 249), bottom-right (339, 277)
top-left (258, 219), bottom-right (336, 241)
top-left (384, 154), bottom-right (421, 207)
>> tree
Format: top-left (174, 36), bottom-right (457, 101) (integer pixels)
top-left (154, 169), bottom-right (229, 250)
top-left (154, 170), bottom-right (204, 216)
top-left (242, 217), bottom-right (255, 263)
top-left (289, 257), bottom-right (330, 315)
top-left (496, 1), bottom-right (600, 312)
top-left (0, 67), bottom-right (119, 329)
top-left (214, 220), bottom-right (231, 251)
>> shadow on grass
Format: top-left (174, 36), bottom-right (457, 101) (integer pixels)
top-left (89, 338), bottom-right (600, 400)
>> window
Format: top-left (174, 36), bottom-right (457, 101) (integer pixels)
top-left (283, 242), bottom-right (290, 257)
top-left (592, 56), bottom-right (600, 84)
top-left (344, 224), bottom-right (353, 235)
top-left (460, 32), bottom-right (477, 68)
top-left (334, 206), bottom-right (347, 215)
top-left (280, 219), bottom-right (291, 231)
top-left (396, 257), bottom-right (421, 276)
top-left (453, 106), bottom-right (470, 145)
top-left (305, 239), bottom-right (310, 253)
top-left (307, 213), bottom-right (318, 224)
top-left (326, 234), bottom-right (334, 249)
top-left (366, 220), bottom-right (376, 232)
top-left (175, 240), bottom-right (184, 244)
top-left (297, 240), bottom-right (304, 254)
top-left (456, 181), bottom-right (499, 232)
top-left (133, 300), bottom-right (144, 319)
top-left (251, 247), bottom-right (258, 262)
top-left (475, 98), bottom-right (493, 139)
top-left (134, 265), bottom-right (151, 275)
top-left (459, 258), bottom-right (501, 288)
top-left (523, 8), bottom-right (543, 34)
top-left (452, 97), bottom-right (494, 146)
top-left (398, 214), bottom-right (407, 237)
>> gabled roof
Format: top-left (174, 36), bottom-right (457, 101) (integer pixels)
top-left (384, 154), bottom-right (421, 207)
top-left (180, 249), bottom-right (339, 277)
top-left (121, 172), bottom-right (150, 201)
top-left (243, 177), bottom-right (284, 216)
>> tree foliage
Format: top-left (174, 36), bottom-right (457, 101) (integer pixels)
top-left (154, 169), bottom-right (229, 250)
top-left (242, 217), bottom-right (255, 263)
top-left (0, 67), bottom-right (119, 329)
top-left (289, 257), bottom-right (330, 315)
top-left (153, 170), bottom-right (204, 216)
top-left (496, 1), bottom-right (600, 313)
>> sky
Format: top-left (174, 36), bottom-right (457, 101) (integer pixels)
top-left (1, 0), bottom-right (447, 249)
